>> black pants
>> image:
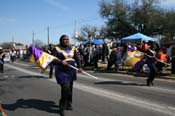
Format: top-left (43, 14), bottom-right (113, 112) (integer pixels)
top-left (102, 54), bottom-right (105, 62)
top-left (147, 60), bottom-right (156, 82)
top-left (0, 60), bottom-right (4, 73)
top-left (107, 59), bottom-right (115, 70)
top-left (83, 55), bottom-right (89, 66)
top-left (11, 56), bottom-right (15, 62)
top-left (59, 82), bottom-right (73, 110)
top-left (94, 56), bottom-right (99, 68)
top-left (149, 67), bottom-right (156, 82)
top-left (172, 57), bottom-right (175, 74)
top-left (49, 65), bottom-right (53, 77)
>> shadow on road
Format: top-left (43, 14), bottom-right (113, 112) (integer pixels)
top-left (95, 81), bottom-right (146, 86)
top-left (2, 99), bottom-right (59, 114)
top-left (17, 76), bottom-right (48, 79)
top-left (0, 78), bottom-right (7, 81)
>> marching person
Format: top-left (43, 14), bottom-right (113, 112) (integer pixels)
top-left (10, 49), bottom-right (16, 63)
top-left (115, 47), bottom-right (122, 72)
top-left (102, 43), bottom-right (109, 63)
top-left (52, 35), bottom-right (82, 116)
top-left (93, 45), bottom-right (101, 70)
top-left (0, 48), bottom-right (5, 73)
top-left (47, 44), bottom-right (54, 78)
top-left (145, 41), bottom-right (157, 86)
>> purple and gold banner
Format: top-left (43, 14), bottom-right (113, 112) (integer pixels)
top-left (125, 47), bottom-right (144, 71)
top-left (28, 47), bottom-right (57, 72)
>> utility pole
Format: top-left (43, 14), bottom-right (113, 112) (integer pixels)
top-left (32, 31), bottom-right (35, 46)
top-left (47, 26), bottom-right (50, 45)
top-left (12, 36), bottom-right (14, 43)
top-left (12, 36), bottom-right (15, 48)
top-left (88, 34), bottom-right (92, 63)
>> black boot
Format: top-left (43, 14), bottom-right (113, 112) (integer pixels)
top-left (146, 79), bottom-right (150, 86)
top-left (66, 103), bottom-right (73, 110)
top-left (49, 74), bottom-right (52, 79)
top-left (150, 81), bottom-right (154, 86)
top-left (59, 109), bottom-right (65, 116)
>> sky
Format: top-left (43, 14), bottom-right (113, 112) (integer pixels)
top-left (0, 0), bottom-right (174, 46)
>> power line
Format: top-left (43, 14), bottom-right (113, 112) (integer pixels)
top-left (29, 16), bottom-right (104, 45)
top-left (35, 16), bottom-right (103, 34)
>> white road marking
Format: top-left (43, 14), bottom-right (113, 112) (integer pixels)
top-left (5, 63), bottom-right (175, 115)
top-left (5, 64), bottom-right (47, 77)
top-left (13, 62), bottom-right (50, 70)
top-left (13, 62), bottom-right (32, 67)
top-left (4, 75), bottom-right (8, 78)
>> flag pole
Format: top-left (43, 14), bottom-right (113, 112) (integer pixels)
top-left (68, 64), bottom-right (99, 80)
top-left (55, 58), bottom-right (99, 80)
top-left (145, 54), bottom-right (171, 66)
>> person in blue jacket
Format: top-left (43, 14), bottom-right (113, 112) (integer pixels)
top-left (52, 35), bottom-right (82, 116)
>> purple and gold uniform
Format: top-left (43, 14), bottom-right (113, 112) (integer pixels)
top-left (52, 35), bottom-right (81, 116)
top-left (53, 45), bottom-right (81, 84)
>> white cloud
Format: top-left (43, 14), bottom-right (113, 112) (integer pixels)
top-left (0, 17), bottom-right (16, 24)
top-left (44, 0), bottom-right (69, 11)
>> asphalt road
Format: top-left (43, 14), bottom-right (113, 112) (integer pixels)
top-left (0, 61), bottom-right (175, 116)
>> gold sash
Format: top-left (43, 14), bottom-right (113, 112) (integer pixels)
top-left (55, 46), bottom-right (75, 61)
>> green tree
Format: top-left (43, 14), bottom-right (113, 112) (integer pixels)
top-left (98, 26), bottom-right (108, 40)
top-left (161, 10), bottom-right (175, 41)
top-left (99, 0), bottom-right (163, 40)
top-left (99, 0), bottom-right (139, 39)
top-left (33, 39), bottom-right (46, 49)
top-left (130, 0), bottom-right (162, 35)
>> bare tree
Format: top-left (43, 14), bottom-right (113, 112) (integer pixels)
top-left (33, 39), bottom-right (46, 49)
top-left (78, 25), bottom-right (99, 41)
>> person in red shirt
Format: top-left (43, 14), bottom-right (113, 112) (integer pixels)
top-left (156, 49), bottom-right (167, 74)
